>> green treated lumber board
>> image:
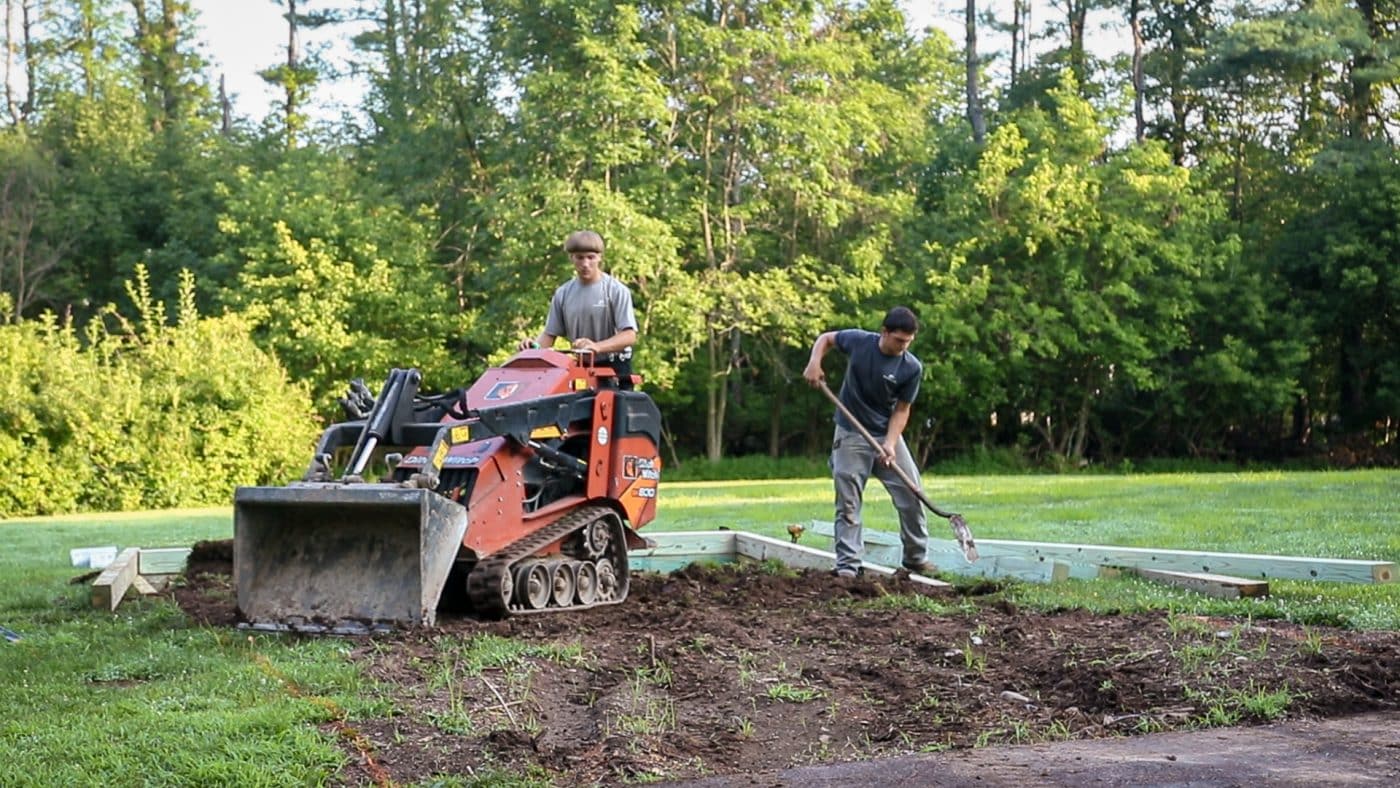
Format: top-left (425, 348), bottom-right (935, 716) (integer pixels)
top-left (805, 522), bottom-right (1083, 583)
top-left (139, 547), bottom-right (191, 575)
top-left (631, 531), bottom-right (739, 574)
top-left (632, 531), bottom-right (950, 587)
top-left (982, 538), bottom-right (1394, 584)
top-left (732, 532), bottom-right (950, 588)
top-left (632, 555), bottom-right (736, 573)
top-left (805, 521), bottom-right (1395, 584)
top-left (633, 531), bottom-right (738, 557)
top-left (1122, 567), bottom-right (1269, 600)
top-left (805, 521), bottom-right (901, 547)
top-left (925, 539), bottom-right (1107, 581)
top-left (91, 547), bottom-right (140, 611)
top-left (863, 541), bottom-right (1074, 583)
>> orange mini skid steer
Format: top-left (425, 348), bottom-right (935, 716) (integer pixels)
top-left (233, 349), bottom-right (662, 633)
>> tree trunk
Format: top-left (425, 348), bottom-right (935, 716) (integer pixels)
top-left (383, 0), bottom-right (405, 125)
top-left (965, 0), bottom-right (985, 144)
top-left (1070, 383), bottom-right (1093, 463)
top-left (4, 0), bottom-right (19, 125)
top-left (19, 0), bottom-right (33, 120)
top-left (1130, 0), bottom-right (1145, 143)
top-left (1065, 0), bottom-right (1088, 91)
top-left (0, 166), bottom-right (63, 319)
top-left (705, 328), bottom-right (730, 462)
top-left (219, 73), bottom-right (231, 134)
top-left (159, 0), bottom-right (180, 120)
top-left (284, 0), bottom-right (301, 147)
top-left (1349, 0), bottom-right (1378, 140)
top-left (768, 375), bottom-right (785, 458)
top-left (1010, 0), bottom-right (1022, 91)
top-left (79, 1), bottom-right (97, 99)
top-left (1291, 393), bottom-right (1310, 447)
top-left (1339, 323), bottom-right (1368, 433)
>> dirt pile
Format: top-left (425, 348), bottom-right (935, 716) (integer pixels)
top-left (173, 543), bottom-right (1400, 786)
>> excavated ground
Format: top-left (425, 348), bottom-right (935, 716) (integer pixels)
top-left (175, 540), bottom-right (1400, 786)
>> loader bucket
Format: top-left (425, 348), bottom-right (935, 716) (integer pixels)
top-left (234, 484), bottom-right (468, 632)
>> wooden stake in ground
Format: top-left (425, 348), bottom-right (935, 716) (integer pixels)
top-left (91, 547), bottom-right (141, 611)
top-left (816, 382), bottom-right (978, 562)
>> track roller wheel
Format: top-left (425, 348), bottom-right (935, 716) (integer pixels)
top-left (551, 562), bottom-right (576, 608)
top-left (520, 562), bottom-right (552, 609)
top-left (575, 560), bottom-right (598, 605)
top-left (595, 558), bottom-right (619, 602)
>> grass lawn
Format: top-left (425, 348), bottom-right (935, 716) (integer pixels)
top-left (0, 470), bottom-right (1395, 785)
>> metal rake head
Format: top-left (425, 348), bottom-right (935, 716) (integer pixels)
top-left (949, 514), bottom-right (979, 562)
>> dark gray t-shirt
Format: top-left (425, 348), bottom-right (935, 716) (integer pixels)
top-left (544, 274), bottom-right (638, 361)
top-left (834, 329), bottom-right (922, 435)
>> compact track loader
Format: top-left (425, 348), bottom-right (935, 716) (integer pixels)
top-left (233, 350), bottom-right (662, 633)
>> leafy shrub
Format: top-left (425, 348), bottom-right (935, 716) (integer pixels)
top-left (927, 445), bottom-right (1042, 476)
top-left (0, 268), bottom-right (317, 517)
top-left (214, 157), bottom-right (468, 409)
top-left (663, 454), bottom-right (831, 482)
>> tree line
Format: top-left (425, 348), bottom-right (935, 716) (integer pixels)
top-left (0, 1), bottom-right (1395, 512)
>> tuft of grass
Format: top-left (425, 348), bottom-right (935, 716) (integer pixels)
top-left (766, 682), bottom-right (824, 703)
top-left (614, 674), bottom-right (677, 735)
top-left (853, 593), bottom-right (961, 616)
top-left (1234, 682), bottom-right (1296, 721)
top-left (438, 633), bottom-right (587, 675)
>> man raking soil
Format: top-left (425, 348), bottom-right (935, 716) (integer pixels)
top-left (803, 307), bottom-right (977, 574)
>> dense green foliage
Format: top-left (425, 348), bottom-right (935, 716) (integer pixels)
top-left (0, 270), bottom-right (317, 517)
top-left (0, 1), bottom-right (1395, 517)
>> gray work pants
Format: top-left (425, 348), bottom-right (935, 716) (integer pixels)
top-left (830, 423), bottom-right (929, 574)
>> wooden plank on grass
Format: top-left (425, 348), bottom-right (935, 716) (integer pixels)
top-left (135, 574), bottom-right (174, 593)
top-left (1122, 567), bottom-right (1269, 599)
top-left (138, 547), bottom-right (191, 575)
top-left (91, 547), bottom-right (140, 611)
top-left (805, 521), bottom-right (1395, 585)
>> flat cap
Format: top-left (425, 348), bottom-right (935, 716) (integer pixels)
top-left (564, 230), bottom-right (605, 253)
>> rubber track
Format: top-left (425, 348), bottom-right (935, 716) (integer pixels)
top-left (466, 504), bottom-right (624, 617)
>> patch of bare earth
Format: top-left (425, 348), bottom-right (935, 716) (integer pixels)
top-left (173, 540), bottom-right (1400, 786)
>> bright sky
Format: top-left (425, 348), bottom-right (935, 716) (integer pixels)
top-left (188, 2), bottom-right (1122, 121)
top-left (189, 1), bottom-right (360, 120)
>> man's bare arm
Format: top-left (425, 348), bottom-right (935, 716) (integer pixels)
top-left (803, 331), bottom-right (839, 387)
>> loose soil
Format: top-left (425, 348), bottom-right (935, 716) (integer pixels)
top-left (175, 540), bottom-right (1400, 786)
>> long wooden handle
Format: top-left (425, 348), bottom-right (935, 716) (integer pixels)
top-left (817, 380), bottom-right (979, 561)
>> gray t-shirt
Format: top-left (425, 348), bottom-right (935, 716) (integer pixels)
top-left (834, 329), bottom-right (922, 435)
top-left (544, 274), bottom-right (638, 361)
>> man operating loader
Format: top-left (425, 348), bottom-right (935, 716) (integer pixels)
top-left (803, 306), bottom-right (937, 579)
top-left (519, 230), bottom-right (638, 387)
